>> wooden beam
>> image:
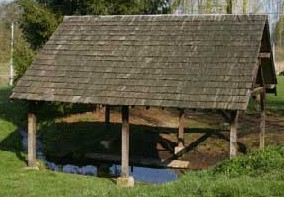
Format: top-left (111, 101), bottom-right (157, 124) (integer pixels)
top-left (121, 106), bottom-right (129, 178)
top-left (230, 110), bottom-right (239, 158)
top-left (258, 52), bottom-right (271, 58)
top-left (28, 113), bottom-right (37, 167)
top-left (251, 87), bottom-right (264, 95)
top-left (86, 153), bottom-right (189, 169)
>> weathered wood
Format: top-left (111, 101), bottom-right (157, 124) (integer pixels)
top-left (174, 108), bottom-right (185, 154)
top-left (260, 90), bottom-right (266, 149)
top-left (11, 15), bottom-right (275, 112)
top-left (258, 52), bottom-right (271, 58)
top-left (251, 87), bottom-right (264, 95)
top-left (85, 153), bottom-right (190, 169)
top-left (178, 108), bottom-right (185, 147)
top-left (259, 62), bottom-right (266, 149)
top-left (96, 104), bottom-right (104, 114)
top-left (28, 113), bottom-right (37, 167)
top-left (230, 110), bottom-right (239, 158)
top-left (121, 105), bottom-right (129, 178)
top-left (105, 105), bottom-right (110, 126)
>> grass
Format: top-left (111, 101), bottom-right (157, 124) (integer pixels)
top-left (266, 76), bottom-right (284, 110)
top-left (0, 81), bottom-right (284, 196)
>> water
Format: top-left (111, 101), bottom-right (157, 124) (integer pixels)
top-left (19, 129), bottom-right (179, 184)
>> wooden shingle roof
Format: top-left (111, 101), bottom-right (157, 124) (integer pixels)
top-left (11, 15), bottom-right (276, 110)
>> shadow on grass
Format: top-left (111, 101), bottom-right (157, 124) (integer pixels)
top-left (0, 86), bottom-right (98, 164)
top-left (0, 86), bottom-right (27, 163)
top-left (0, 87), bottom-right (28, 127)
top-left (0, 128), bottom-right (26, 163)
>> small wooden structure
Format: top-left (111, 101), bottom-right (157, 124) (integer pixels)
top-left (11, 15), bottom-right (277, 186)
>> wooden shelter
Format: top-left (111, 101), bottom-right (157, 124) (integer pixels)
top-left (11, 15), bottom-right (277, 186)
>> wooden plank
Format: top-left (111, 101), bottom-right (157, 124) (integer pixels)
top-left (258, 52), bottom-right (271, 58)
top-left (121, 106), bottom-right (129, 178)
top-left (230, 110), bottom-right (239, 158)
top-left (85, 153), bottom-right (189, 169)
top-left (10, 92), bottom-right (247, 111)
top-left (28, 113), bottom-right (37, 167)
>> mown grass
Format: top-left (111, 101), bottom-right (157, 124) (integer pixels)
top-left (0, 81), bottom-right (284, 196)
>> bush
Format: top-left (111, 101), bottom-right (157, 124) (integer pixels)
top-left (213, 145), bottom-right (284, 177)
top-left (14, 35), bottom-right (35, 80)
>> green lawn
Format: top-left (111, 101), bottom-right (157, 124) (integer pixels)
top-left (0, 82), bottom-right (284, 196)
top-left (0, 117), bottom-right (283, 196)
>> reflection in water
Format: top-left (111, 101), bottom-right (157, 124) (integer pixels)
top-left (45, 162), bottom-right (178, 184)
top-left (20, 129), bottom-right (179, 184)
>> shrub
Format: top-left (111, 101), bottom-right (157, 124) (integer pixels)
top-left (213, 144), bottom-right (284, 177)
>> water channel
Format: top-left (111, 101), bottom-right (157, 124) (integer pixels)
top-left (20, 129), bottom-right (181, 184)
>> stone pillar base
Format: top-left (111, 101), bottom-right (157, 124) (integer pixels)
top-left (117, 176), bottom-right (135, 187)
top-left (23, 166), bottom-right (39, 170)
top-left (174, 146), bottom-right (185, 154)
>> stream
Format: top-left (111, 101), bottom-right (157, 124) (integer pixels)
top-left (20, 129), bottom-right (180, 184)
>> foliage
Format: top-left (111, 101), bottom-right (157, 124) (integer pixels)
top-left (17, 0), bottom-right (61, 50)
top-left (38, 0), bottom-right (170, 15)
top-left (13, 33), bottom-right (35, 80)
top-left (212, 145), bottom-right (284, 177)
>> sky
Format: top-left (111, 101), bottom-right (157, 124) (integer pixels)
top-left (0, 0), bottom-right (13, 3)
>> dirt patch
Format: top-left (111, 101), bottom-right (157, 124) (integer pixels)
top-left (56, 107), bottom-right (284, 170)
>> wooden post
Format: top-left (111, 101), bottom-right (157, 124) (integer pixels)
top-left (175, 108), bottom-right (185, 154)
top-left (230, 110), bottom-right (239, 158)
top-left (117, 105), bottom-right (134, 187)
top-left (258, 62), bottom-right (266, 149)
top-left (105, 105), bottom-right (110, 127)
top-left (260, 90), bottom-right (265, 149)
top-left (178, 109), bottom-right (185, 147)
top-left (121, 105), bottom-right (129, 178)
top-left (28, 113), bottom-right (37, 167)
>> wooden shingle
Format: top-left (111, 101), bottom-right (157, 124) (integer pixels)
top-left (11, 15), bottom-right (276, 110)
